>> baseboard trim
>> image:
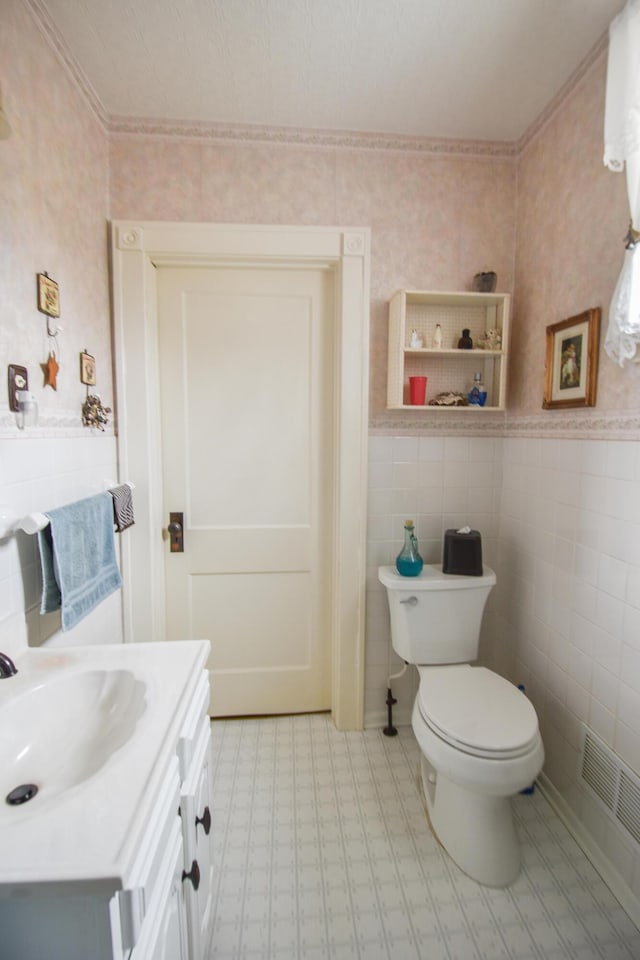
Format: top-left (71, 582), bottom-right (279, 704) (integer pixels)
top-left (537, 773), bottom-right (640, 929)
top-left (364, 709), bottom-right (413, 731)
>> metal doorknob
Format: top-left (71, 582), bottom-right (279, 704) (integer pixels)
top-left (168, 511), bottom-right (184, 552)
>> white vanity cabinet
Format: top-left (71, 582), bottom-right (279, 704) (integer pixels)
top-left (128, 814), bottom-right (189, 960)
top-left (177, 671), bottom-right (215, 960)
top-left (0, 641), bottom-right (213, 960)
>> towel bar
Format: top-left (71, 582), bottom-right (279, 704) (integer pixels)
top-left (0, 481), bottom-right (135, 538)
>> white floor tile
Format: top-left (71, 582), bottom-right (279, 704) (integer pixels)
top-left (208, 714), bottom-right (640, 960)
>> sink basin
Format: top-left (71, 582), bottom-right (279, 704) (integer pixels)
top-left (0, 669), bottom-right (146, 810)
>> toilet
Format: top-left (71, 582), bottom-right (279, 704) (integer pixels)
top-left (378, 564), bottom-right (544, 887)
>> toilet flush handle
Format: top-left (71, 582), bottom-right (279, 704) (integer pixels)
top-left (400, 596), bottom-right (418, 606)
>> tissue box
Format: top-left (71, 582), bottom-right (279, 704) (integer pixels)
top-left (443, 528), bottom-right (483, 576)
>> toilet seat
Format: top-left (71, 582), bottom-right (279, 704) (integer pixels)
top-left (416, 665), bottom-right (540, 760)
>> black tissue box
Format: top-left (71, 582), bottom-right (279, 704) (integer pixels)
top-left (443, 528), bottom-right (483, 576)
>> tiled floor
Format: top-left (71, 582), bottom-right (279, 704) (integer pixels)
top-left (209, 714), bottom-right (640, 960)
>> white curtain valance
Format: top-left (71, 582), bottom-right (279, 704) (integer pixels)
top-left (604, 0), bottom-right (640, 366)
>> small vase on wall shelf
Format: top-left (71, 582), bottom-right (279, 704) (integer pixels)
top-left (433, 324), bottom-right (443, 349)
top-left (396, 520), bottom-right (423, 577)
top-left (472, 271), bottom-right (497, 293)
top-left (458, 328), bottom-right (473, 349)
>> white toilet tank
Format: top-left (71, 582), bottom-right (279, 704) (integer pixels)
top-left (378, 564), bottom-right (496, 664)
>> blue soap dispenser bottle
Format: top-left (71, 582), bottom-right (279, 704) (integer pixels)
top-left (468, 372), bottom-right (487, 406)
top-left (396, 520), bottom-right (423, 577)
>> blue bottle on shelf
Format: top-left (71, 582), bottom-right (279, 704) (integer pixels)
top-left (468, 372), bottom-right (487, 407)
top-left (396, 520), bottom-right (423, 577)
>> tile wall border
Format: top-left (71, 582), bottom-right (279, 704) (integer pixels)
top-left (369, 410), bottom-right (640, 440)
top-left (0, 407), bottom-right (114, 439)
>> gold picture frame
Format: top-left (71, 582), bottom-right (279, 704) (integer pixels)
top-left (80, 351), bottom-right (96, 386)
top-left (37, 273), bottom-right (60, 318)
top-left (543, 307), bottom-right (600, 410)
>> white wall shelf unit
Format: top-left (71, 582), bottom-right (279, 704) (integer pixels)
top-left (387, 290), bottom-right (510, 411)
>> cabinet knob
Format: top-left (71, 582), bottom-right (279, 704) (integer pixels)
top-left (196, 805), bottom-right (211, 835)
top-left (182, 859), bottom-right (200, 891)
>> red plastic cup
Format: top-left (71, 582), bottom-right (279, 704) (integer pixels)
top-left (409, 376), bottom-right (427, 405)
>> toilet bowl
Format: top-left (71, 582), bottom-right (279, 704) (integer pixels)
top-left (378, 564), bottom-right (544, 887)
top-left (413, 664), bottom-right (544, 886)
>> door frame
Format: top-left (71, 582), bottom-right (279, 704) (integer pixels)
top-left (110, 221), bottom-right (370, 730)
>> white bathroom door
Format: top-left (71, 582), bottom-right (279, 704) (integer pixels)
top-left (156, 265), bottom-right (334, 716)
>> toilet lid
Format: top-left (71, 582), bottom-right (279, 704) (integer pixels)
top-left (417, 665), bottom-right (539, 758)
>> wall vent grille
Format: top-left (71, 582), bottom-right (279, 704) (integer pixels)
top-left (579, 726), bottom-right (640, 851)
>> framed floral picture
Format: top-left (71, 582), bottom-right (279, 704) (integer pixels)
top-left (543, 307), bottom-right (600, 410)
top-left (37, 273), bottom-right (60, 318)
top-left (80, 351), bottom-right (96, 386)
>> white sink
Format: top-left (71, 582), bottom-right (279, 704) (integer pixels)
top-left (0, 669), bottom-right (146, 811)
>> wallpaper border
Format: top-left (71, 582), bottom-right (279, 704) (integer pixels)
top-left (369, 410), bottom-right (640, 440)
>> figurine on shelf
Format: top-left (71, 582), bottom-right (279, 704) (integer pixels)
top-left (478, 328), bottom-right (502, 350)
top-left (458, 328), bottom-right (473, 349)
top-left (409, 329), bottom-right (424, 348)
top-left (433, 324), bottom-right (443, 349)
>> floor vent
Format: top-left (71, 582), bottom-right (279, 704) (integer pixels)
top-left (579, 726), bottom-right (640, 850)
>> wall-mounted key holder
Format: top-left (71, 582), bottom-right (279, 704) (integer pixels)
top-left (8, 364), bottom-right (28, 411)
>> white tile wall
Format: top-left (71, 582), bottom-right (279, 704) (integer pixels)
top-left (0, 436), bottom-right (123, 654)
top-left (490, 436), bottom-right (640, 903)
top-left (365, 432), bottom-right (640, 914)
top-left (365, 434), bottom-right (503, 728)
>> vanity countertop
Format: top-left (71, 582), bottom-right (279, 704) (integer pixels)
top-left (0, 639), bottom-right (209, 896)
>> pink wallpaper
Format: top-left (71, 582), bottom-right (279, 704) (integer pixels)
top-left (5, 0), bottom-right (635, 432)
top-left (0, 0), bottom-right (111, 425)
top-left (110, 138), bottom-right (517, 422)
top-left (110, 51), bottom-right (639, 429)
top-left (513, 53), bottom-right (636, 419)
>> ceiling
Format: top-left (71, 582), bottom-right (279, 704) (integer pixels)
top-left (40, 0), bottom-right (626, 143)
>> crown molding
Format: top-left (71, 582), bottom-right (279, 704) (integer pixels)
top-left (25, 0), bottom-right (108, 128)
top-left (516, 31), bottom-right (608, 155)
top-left (26, 0), bottom-right (607, 161)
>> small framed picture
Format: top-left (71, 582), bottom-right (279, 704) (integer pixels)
top-left (80, 351), bottom-right (96, 386)
top-left (37, 273), bottom-right (60, 318)
top-left (543, 307), bottom-right (600, 410)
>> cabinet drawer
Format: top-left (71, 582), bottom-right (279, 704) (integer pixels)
top-left (117, 757), bottom-right (181, 951)
top-left (176, 671), bottom-right (210, 781)
top-left (180, 720), bottom-right (214, 960)
top-left (129, 817), bottom-right (188, 960)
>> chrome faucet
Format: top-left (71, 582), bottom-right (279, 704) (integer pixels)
top-left (0, 652), bottom-right (18, 678)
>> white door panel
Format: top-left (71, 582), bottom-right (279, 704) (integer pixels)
top-left (157, 266), bottom-right (333, 716)
top-left (190, 572), bottom-right (311, 670)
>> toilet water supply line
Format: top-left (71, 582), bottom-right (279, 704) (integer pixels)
top-left (383, 662), bottom-right (408, 737)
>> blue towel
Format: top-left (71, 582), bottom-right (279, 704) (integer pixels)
top-left (37, 492), bottom-right (122, 631)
